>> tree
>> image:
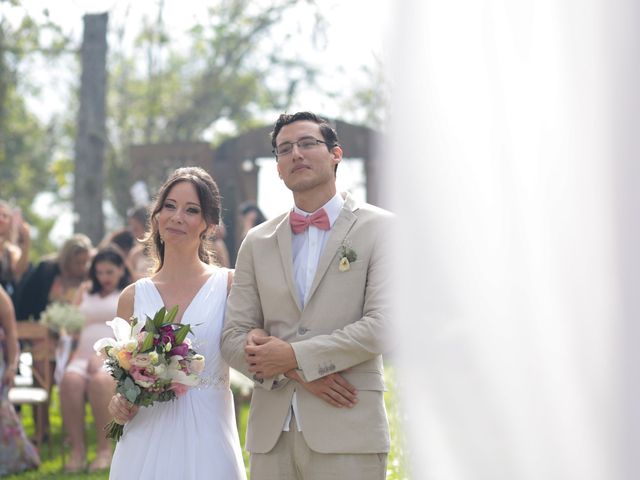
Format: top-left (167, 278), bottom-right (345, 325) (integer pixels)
top-left (338, 55), bottom-right (389, 131)
top-left (73, 13), bottom-right (108, 244)
top-left (0, 1), bottom-right (70, 256)
top-left (105, 0), bottom-right (326, 219)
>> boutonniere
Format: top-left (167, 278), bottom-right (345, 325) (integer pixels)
top-left (338, 242), bottom-right (357, 272)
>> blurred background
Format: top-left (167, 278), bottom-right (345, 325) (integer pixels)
top-left (0, 0), bottom-right (391, 262)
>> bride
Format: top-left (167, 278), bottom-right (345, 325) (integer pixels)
top-left (107, 167), bottom-right (246, 479)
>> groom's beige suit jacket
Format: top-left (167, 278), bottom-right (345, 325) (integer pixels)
top-left (221, 192), bottom-right (392, 454)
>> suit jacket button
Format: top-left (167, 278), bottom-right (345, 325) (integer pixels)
top-left (298, 327), bottom-right (308, 335)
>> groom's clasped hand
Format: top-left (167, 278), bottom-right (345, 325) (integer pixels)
top-left (244, 328), bottom-right (297, 378)
top-left (245, 329), bottom-right (359, 408)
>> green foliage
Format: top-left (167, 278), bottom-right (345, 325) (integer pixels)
top-left (5, 388), bottom-right (109, 479)
top-left (140, 322), bottom-right (155, 351)
top-left (119, 376), bottom-right (140, 404)
top-left (0, 1), bottom-right (71, 257)
top-left (385, 364), bottom-right (412, 479)
top-left (105, 0), bottom-right (325, 219)
top-left (173, 323), bottom-right (191, 346)
top-left (338, 56), bottom-right (389, 131)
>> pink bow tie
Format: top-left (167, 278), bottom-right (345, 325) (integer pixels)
top-left (289, 209), bottom-right (330, 234)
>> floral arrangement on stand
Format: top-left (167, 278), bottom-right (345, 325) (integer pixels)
top-left (93, 306), bottom-right (205, 441)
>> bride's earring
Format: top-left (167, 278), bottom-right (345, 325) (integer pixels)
top-left (200, 227), bottom-right (212, 241)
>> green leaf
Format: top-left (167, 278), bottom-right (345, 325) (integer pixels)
top-left (153, 307), bottom-right (167, 328)
top-left (173, 324), bottom-right (191, 346)
top-left (165, 305), bottom-right (179, 324)
top-left (122, 376), bottom-right (141, 403)
top-left (141, 330), bottom-right (155, 352)
top-left (145, 317), bottom-right (156, 335)
top-left (111, 365), bottom-right (126, 380)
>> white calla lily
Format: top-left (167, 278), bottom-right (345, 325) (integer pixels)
top-left (131, 318), bottom-right (145, 338)
top-left (93, 337), bottom-right (117, 353)
top-left (108, 317), bottom-right (135, 342)
top-left (93, 316), bottom-right (139, 354)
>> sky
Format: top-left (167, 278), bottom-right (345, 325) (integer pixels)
top-left (13, 0), bottom-right (391, 243)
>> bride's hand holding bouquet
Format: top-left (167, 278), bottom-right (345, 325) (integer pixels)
top-left (94, 305), bottom-right (205, 441)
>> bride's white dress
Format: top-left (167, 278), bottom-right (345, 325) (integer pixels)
top-left (109, 269), bottom-right (246, 479)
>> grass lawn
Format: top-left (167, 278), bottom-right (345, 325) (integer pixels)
top-left (7, 365), bottom-right (409, 479)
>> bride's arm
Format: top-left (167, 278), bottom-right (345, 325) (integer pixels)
top-left (108, 285), bottom-right (139, 423)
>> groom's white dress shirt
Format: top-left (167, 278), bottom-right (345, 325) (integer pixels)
top-left (283, 192), bottom-right (344, 432)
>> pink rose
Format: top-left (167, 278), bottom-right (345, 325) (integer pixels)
top-left (130, 366), bottom-right (156, 388)
top-left (170, 382), bottom-right (188, 396)
top-left (131, 353), bottom-right (152, 368)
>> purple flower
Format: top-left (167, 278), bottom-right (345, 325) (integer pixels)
top-left (159, 325), bottom-right (176, 345)
top-left (169, 343), bottom-right (189, 357)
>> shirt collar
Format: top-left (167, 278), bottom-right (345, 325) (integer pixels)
top-left (292, 192), bottom-right (344, 228)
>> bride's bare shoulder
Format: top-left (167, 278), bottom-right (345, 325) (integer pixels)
top-left (117, 284), bottom-right (136, 319)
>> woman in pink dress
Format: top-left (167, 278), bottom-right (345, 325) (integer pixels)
top-left (59, 246), bottom-right (132, 472)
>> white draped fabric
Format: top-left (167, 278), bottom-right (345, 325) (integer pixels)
top-left (387, 1), bottom-right (638, 479)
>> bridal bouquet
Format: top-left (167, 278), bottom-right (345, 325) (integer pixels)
top-left (93, 306), bottom-right (205, 441)
top-left (39, 302), bottom-right (85, 334)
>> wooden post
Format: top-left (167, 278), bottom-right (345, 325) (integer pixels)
top-left (73, 13), bottom-right (108, 244)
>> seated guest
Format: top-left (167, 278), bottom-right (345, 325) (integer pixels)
top-left (0, 284), bottom-right (40, 475)
top-left (13, 233), bottom-right (93, 437)
top-left (14, 233), bottom-right (93, 321)
top-left (59, 246), bottom-right (132, 472)
top-left (0, 200), bottom-right (31, 299)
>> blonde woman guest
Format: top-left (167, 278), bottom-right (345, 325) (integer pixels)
top-left (14, 234), bottom-right (93, 321)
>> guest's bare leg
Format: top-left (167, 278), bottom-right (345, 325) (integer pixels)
top-left (87, 357), bottom-right (115, 470)
top-left (59, 372), bottom-right (87, 470)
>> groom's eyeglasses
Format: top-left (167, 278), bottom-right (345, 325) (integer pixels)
top-left (273, 137), bottom-right (329, 157)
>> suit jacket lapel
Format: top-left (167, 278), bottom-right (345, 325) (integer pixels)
top-left (275, 213), bottom-right (303, 312)
top-left (306, 194), bottom-right (358, 304)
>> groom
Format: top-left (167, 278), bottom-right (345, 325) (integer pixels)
top-left (221, 111), bottom-right (392, 479)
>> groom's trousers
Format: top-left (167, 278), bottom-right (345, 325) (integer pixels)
top-left (249, 413), bottom-right (387, 480)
